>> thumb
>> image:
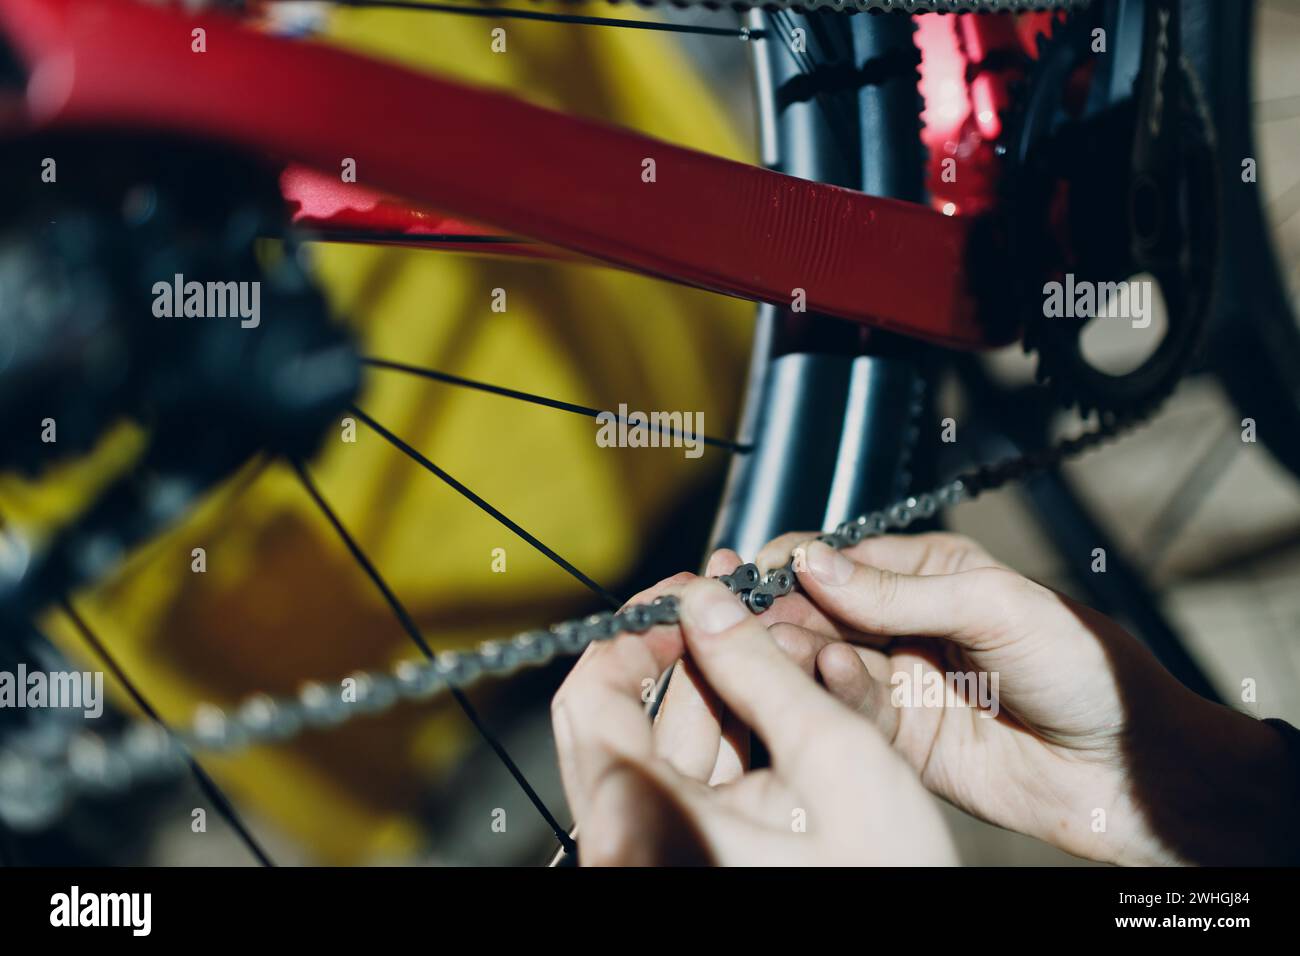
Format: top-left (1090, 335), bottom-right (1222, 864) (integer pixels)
top-left (816, 642), bottom-right (900, 741)
top-left (677, 578), bottom-right (865, 781)
top-left (797, 540), bottom-right (1026, 649)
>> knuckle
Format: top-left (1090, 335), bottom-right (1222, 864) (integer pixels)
top-left (915, 532), bottom-right (985, 573)
top-left (935, 531), bottom-right (977, 551)
top-left (936, 533), bottom-right (982, 570)
top-left (865, 566), bottom-right (902, 613)
top-left (967, 566), bottom-right (1042, 618)
top-left (550, 688), bottom-right (569, 719)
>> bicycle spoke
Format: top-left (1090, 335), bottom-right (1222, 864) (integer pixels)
top-left (363, 356), bottom-right (749, 452)
top-left (315, 0), bottom-right (766, 38)
top-left (292, 460), bottom-right (435, 656)
top-left (291, 459), bottom-right (576, 853)
top-left (351, 405), bottom-right (624, 608)
top-left (59, 600), bottom-right (275, 867)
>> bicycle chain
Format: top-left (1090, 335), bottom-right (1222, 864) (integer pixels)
top-left (542, 1), bottom-right (1091, 13)
top-left (0, 410), bottom-right (1132, 830)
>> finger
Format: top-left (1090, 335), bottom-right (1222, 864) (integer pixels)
top-left (699, 547), bottom-right (755, 781)
top-left (676, 578), bottom-right (858, 783)
top-left (770, 620), bottom-right (891, 685)
top-left (752, 586), bottom-right (865, 645)
top-left (705, 548), bottom-right (743, 578)
top-left (552, 623), bottom-right (685, 824)
top-left (758, 531), bottom-right (1000, 578)
top-left (841, 532), bottom-right (1004, 575)
top-left (817, 642), bottom-right (899, 741)
top-left (652, 659), bottom-right (726, 781)
top-left (796, 540), bottom-right (1027, 647)
top-left (564, 572), bottom-right (693, 687)
top-left (769, 622), bottom-right (894, 731)
top-left (651, 549), bottom-right (746, 783)
top-left (711, 767), bottom-right (806, 834)
top-left (710, 707), bottom-right (750, 786)
top-left (627, 570), bottom-right (696, 607)
top-left (744, 533), bottom-right (920, 647)
top-left (768, 621), bottom-right (830, 677)
top-left (579, 758), bottom-right (715, 866)
top-left (756, 531), bottom-right (820, 573)
top-left (767, 591), bottom-right (899, 655)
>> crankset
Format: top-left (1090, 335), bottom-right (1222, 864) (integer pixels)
top-left (1004, 0), bottom-right (1219, 418)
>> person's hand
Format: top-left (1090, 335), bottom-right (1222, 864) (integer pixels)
top-left (747, 531), bottom-right (1300, 866)
top-left (550, 571), bottom-right (957, 866)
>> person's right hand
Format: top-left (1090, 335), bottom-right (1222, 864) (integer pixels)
top-left (749, 531), bottom-right (1300, 866)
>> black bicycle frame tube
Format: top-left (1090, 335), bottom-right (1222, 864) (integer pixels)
top-left (709, 10), bottom-right (928, 559)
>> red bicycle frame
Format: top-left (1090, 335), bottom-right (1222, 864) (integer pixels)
top-left (0, 0), bottom-right (1020, 351)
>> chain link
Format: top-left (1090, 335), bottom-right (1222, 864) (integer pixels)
top-left (0, 412), bottom-right (1131, 829)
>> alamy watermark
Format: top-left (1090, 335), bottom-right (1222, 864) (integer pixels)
top-left (890, 663), bottom-right (1000, 719)
top-left (50, 886), bottom-right (151, 936)
top-left (0, 665), bottom-right (103, 718)
top-left (595, 404), bottom-right (704, 459)
top-left (1042, 273), bottom-right (1153, 329)
top-left (152, 273), bottom-right (261, 328)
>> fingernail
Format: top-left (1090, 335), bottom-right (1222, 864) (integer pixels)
top-left (683, 582), bottom-right (749, 635)
top-left (806, 540), bottom-right (853, 585)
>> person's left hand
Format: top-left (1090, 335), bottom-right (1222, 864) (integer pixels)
top-left (550, 569), bottom-right (957, 866)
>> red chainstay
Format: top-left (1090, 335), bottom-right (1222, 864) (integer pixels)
top-left (0, 0), bottom-right (1012, 350)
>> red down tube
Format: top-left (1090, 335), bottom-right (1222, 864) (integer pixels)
top-left (0, 0), bottom-right (1010, 350)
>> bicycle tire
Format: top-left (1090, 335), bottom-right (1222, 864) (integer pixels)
top-left (1188, 0), bottom-right (1300, 482)
top-left (710, 8), bottom-right (929, 560)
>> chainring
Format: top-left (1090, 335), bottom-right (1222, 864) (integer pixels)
top-left (1001, 7), bottom-right (1220, 420)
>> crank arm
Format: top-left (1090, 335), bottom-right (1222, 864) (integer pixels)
top-left (1128, 0), bottom-right (1184, 268)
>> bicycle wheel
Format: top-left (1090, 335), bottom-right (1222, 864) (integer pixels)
top-left (1191, 0), bottom-right (1300, 482)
